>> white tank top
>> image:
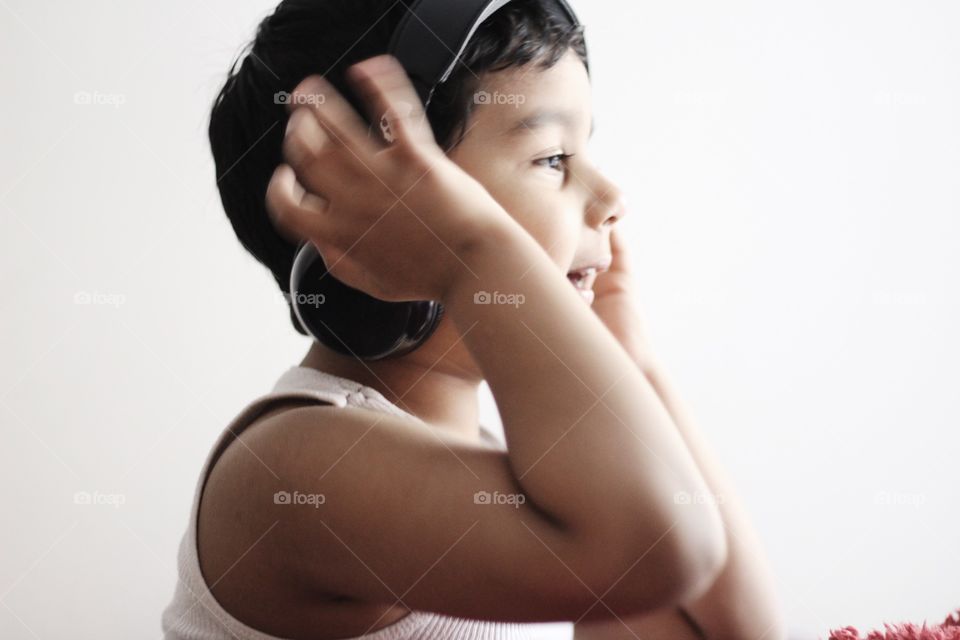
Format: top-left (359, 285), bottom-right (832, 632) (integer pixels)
top-left (161, 365), bottom-right (567, 639)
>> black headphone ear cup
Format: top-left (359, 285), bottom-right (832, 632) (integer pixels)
top-left (289, 242), bottom-right (445, 360)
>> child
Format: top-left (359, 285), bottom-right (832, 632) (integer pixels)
top-left (163, 1), bottom-right (783, 638)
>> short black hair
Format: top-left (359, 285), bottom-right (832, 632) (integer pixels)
top-left (209, 0), bottom-right (588, 335)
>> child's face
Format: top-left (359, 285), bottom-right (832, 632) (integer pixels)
top-left (447, 48), bottom-right (626, 293)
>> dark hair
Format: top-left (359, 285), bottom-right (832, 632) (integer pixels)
top-left (209, 0), bottom-right (588, 335)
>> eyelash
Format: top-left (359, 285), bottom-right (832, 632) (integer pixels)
top-left (537, 152), bottom-right (575, 173)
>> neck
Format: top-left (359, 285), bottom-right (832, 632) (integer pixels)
top-left (298, 319), bottom-right (484, 443)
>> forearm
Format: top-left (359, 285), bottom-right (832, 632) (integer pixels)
top-left (443, 222), bottom-right (726, 570)
top-left (637, 354), bottom-right (788, 640)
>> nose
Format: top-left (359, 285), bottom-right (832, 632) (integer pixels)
top-left (584, 170), bottom-right (627, 230)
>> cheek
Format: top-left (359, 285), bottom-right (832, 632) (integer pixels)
top-left (508, 200), bottom-right (580, 271)
top-left (493, 188), bottom-right (580, 271)
top-left (447, 149), bottom-right (578, 270)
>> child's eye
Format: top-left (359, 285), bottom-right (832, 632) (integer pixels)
top-left (536, 153), bottom-right (575, 173)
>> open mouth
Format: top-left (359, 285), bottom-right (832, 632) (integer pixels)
top-left (566, 267), bottom-right (599, 304)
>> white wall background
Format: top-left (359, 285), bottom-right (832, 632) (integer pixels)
top-left (1, 1), bottom-right (957, 638)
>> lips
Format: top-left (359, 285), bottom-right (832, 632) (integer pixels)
top-left (566, 267), bottom-right (600, 291)
top-left (566, 255), bottom-right (612, 290)
top-left (565, 255), bottom-right (612, 305)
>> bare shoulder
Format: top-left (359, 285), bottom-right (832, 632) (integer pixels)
top-left (197, 399), bottom-right (414, 638)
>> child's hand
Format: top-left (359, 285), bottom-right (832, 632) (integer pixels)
top-left (591, 226), bottom-right (657, 366)
top-left (266, 55), bottom-right (513, 303)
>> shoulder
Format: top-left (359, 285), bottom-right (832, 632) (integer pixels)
top-left (197, 397), bottom-right (423, 634)
top-left (197, 399), bottom-right (342, 605)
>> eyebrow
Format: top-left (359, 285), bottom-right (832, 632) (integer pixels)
top-left (502, 108), bottom-right (595, 139)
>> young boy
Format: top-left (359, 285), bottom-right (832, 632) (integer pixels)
top-left (162, 1), bottom-right (786, 638)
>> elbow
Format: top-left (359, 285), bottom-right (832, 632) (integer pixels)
top-left (583, 493), bottom-right (729, 618)
top-left (671, 541), bottom-right (727, 608)
top-left (605, 511), bottom-right (729, 618)
top-left (666, 503), bottom-right (729, 606)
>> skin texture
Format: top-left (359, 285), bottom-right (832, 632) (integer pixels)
top-left (252, 49), bottom-right (784, 638)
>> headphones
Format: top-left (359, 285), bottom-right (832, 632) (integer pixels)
top-left (289, 0), bottom-right (583, 361)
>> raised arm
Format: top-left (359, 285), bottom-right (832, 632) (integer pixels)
top-left (248, 53), bottom-right (729, 624)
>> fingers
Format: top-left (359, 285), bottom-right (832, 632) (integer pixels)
top-left (283, 106), bottom-right (362, 198)
top-left (609, 225), bottom-right (627, 255)
top-left (265, 163), bottom-right (330, 243)
top-left (282, 108), bottom-right (328, 195)
top-left (265, 164), bottom-right (370, 292)
top-left (346, 55), bottom-right (437, 150)
top-left (287, 74), bottom-right (378, 155)
top-left (606, 225), bottom-right (634, 277)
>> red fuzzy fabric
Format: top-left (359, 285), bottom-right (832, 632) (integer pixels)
top-left (827, 609), bottom-right (960, 640)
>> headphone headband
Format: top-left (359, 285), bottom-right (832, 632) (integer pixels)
top-left (388, 0), bottom-right (583, 108)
